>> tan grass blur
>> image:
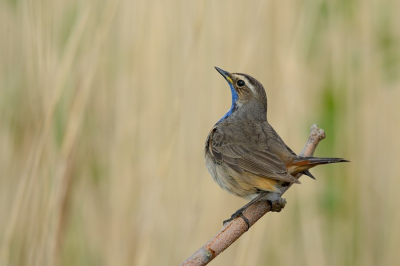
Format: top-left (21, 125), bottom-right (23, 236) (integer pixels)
top-left (1, 0), bottom-right (400, 265)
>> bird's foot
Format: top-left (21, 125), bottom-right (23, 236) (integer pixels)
top-left (222, 197), bottom-right (286, 228)
top-left (223, 212), bottom-right (250, 230)
top-left (267, 197), bottom-right (287, 212)
top-left (224, 208), bottom-right (243, 223)
top-left (222, 192), bottom-right (270, 230)
top-left (222, 198), bottom-right (261, 229)
top-left (222, 217), bottom-right (233, 225)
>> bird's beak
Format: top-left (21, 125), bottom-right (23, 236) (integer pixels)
top-left (215, 67), bottom-right (233, 85)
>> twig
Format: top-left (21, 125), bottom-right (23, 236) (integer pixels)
top-left (181, 124), bottom-right (326, 266)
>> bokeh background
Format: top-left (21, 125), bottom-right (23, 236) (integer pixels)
top-left (1, 0), bottom-right (400, 265)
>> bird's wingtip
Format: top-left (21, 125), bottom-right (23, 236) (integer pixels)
top-left (303, 170), bottom-right (316, 180)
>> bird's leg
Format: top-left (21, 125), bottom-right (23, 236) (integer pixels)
top-left (223, 192), bottom-right (287, 229)
top-left (223, 192), bottom-right (268, 227)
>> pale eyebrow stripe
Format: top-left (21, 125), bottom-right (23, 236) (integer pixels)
top-left (242, 76), bottom-right (256, 94)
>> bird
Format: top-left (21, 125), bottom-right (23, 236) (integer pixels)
top-left (204, 67), bottom-right (348, 226)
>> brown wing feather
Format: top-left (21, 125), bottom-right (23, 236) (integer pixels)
top-left (209, 122), bottom-right (299, 184)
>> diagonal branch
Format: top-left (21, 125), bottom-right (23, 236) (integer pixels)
top-left (181, 124), bottom-right (326, 266)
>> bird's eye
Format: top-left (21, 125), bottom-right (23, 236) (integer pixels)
top-left (237, 80), bottom-right (245, 87)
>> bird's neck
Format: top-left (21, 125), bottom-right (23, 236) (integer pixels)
top-left (217, 98), bottom-right (267, 124)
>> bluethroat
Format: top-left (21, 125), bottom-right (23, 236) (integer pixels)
top-left (205, 67), bottom-right (348, 226)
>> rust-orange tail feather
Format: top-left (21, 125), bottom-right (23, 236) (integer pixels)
top-left (290, 157), bottom-right (349, 177)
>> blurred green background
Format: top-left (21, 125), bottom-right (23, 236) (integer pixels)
top-left (1, 0), bottom-right (399, 265)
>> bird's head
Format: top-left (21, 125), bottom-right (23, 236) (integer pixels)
top-left (215, 67), bottom-right (268, 122)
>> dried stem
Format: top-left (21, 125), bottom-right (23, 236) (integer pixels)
top-left (181, 124), bottom-right (326, 266)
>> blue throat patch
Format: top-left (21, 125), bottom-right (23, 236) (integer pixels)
top-left (217, 83), bottom-right (238, 123)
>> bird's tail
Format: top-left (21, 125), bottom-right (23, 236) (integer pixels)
top-left (290, 156), bottom-right (349, 176)
top-left (293, 157), bottom-right (349, 166)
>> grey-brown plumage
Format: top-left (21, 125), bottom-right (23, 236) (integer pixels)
top-left (205, 67), bottom-right (347, 203)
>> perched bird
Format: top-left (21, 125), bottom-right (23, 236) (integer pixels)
top-left (205, 67), bottom-right (347, 224)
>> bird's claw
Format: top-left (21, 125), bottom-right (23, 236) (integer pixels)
top-left (223, 213), bottom-right (250, 230)
top-left (267, 198), bottom-right (287, 212)
top-left (222, 209), bottom-right (242, 225)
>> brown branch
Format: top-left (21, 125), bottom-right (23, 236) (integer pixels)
top-left (181, 124), bottom-right (326, 266)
